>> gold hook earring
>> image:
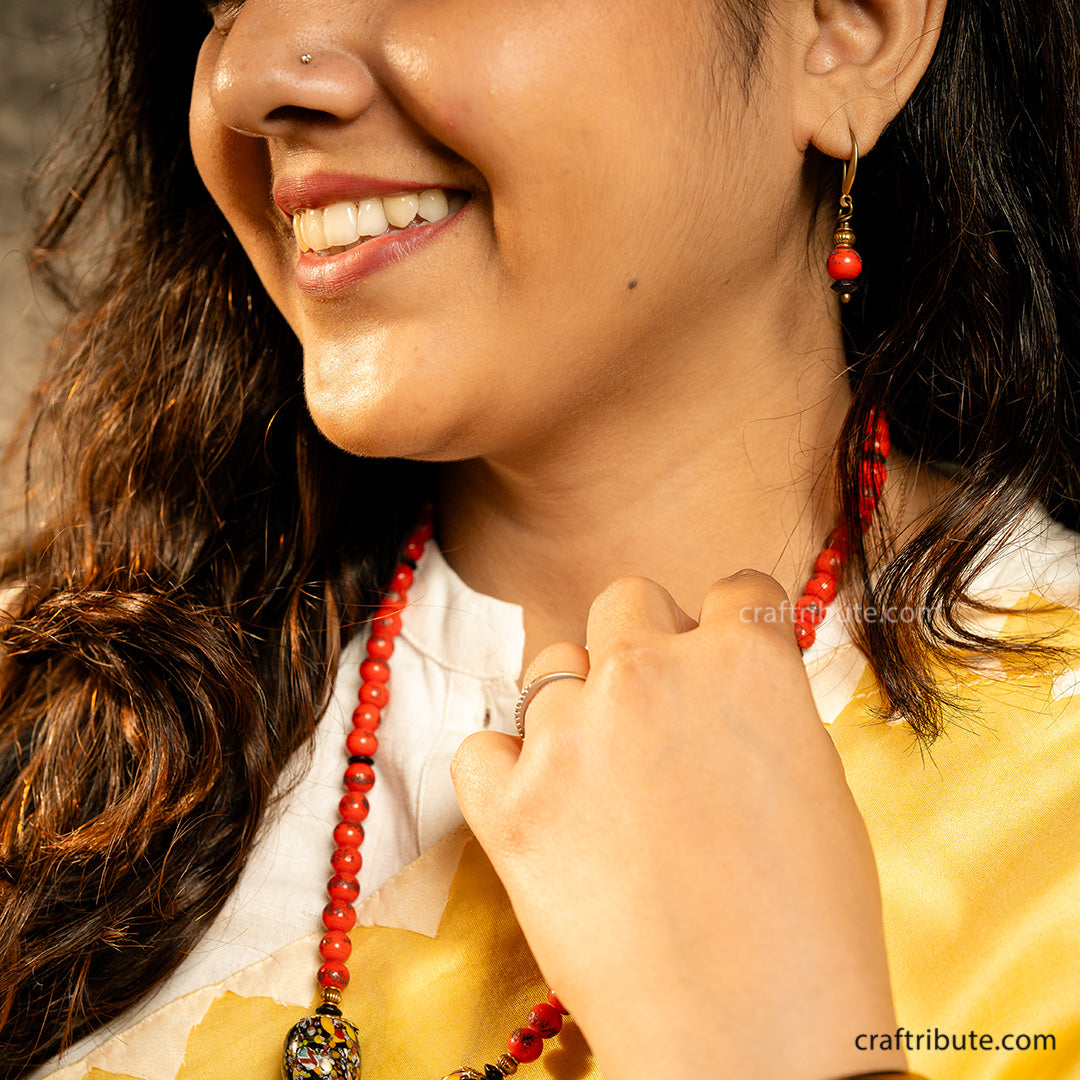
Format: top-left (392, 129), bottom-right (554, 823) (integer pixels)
top-left (827, 128), bottom-right (862, 304)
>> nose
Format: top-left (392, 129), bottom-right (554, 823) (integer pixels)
top-left (208, 3), bottom-right (378, 138)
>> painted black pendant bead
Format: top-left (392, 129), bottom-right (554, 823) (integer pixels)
top-left (282, 1012), bottom-right (362, 1080)
top-left (485, 1067), bottom-right (505, 1080)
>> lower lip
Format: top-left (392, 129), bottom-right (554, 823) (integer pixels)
top-left (293, 200), bottom-right (470, 297)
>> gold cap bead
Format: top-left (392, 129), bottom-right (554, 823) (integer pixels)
top-left (321, 987), bottom-right (342, 1007)
top-left (497, 1056), bottom-right (519, 1075)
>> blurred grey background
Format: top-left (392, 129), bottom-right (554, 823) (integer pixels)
top-left (0, 0), bottom-right (95, 525)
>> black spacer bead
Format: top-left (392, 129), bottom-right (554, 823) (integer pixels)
top-left (830, 278), bottom-right (862, 297)
top-left (348, 755), bottom-right (375, 766)
top-left (403, 556), bottom-right (418, 570)
top-left (868, 450), bottom-right (887, 464)
top-left (316, 1004), bottom-right (343, 1017)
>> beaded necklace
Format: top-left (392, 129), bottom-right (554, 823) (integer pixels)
top-left (281, 412), bottom-right (890, 1080)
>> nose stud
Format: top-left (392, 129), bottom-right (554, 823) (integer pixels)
top-left (300, 53), bottom-right (312, 64)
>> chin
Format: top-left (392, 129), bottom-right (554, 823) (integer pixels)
top-left (302, 381), bottom-right (470, 463)
top-left (299, 329), bottom-right (502, 463)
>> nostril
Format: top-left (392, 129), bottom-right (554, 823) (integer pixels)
top-left (266, 104), bottom-right (344, 127)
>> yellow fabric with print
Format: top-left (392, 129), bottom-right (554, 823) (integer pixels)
top-left (831, 596), bottom-right (1080, 1080)
top-left (61, 596), bottom-right (1080, 1080)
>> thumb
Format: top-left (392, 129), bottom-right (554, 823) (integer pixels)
top-left (451, 730), bottom-right (523, 835)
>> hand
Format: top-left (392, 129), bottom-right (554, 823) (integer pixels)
top-left (451, 572), bottom-right (906, 1080)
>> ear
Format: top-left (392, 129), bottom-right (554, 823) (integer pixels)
top-left (789, 0), bottom-right (948, 160)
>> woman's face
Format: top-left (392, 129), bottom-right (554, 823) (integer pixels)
top-left (189, 0), bottom-right (807, 461)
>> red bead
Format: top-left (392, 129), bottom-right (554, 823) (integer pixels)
top-left (359, 659), bottom-right (390, 684)
top-left (527, 1002), bottom-right (563, 1038)
top-left (859, 460), bottom-right (887, 499)
top-left (795, 621), bottom-right (816, 649)
top-left (876, 420), bottom-right (890, 458)
top-left (413, 518), bottom-right (434, 543)
top-left (378, 590), bottom-right (406, 615)
top-left (827, 523), bottom-right (852, 556)
top-left (864, 412), bottom-right (891, 458)
top-left (366, 635), bottom-right (394, 661)
top-left (794, 596), bottom-right (824, 626)
top-left (332, 844), bottom-right (363, 875)
top-left (508, 1028), bottom-right (543, 1063)
top-left (804, 573), bottom-right (837, 604)
top-left (318, 960), bottom-right (350, 989)
top-left (827, 245), bottom-right (862, 281)
top-left (359, 681), bottom-right (389, 708)
top-left (320, 930), bottom-right (352, 962)
top-left (322, 901), bottom-right (357, 932)
top-left (333, 822), bottom-right (365, 848)
top-left (814, 548), bottom-right (842, 576)
top-left (391, 564), bottom-right (415, 592)
top-left (327, 873), bottom-right (360, 903)
top-left (351, 703), bottom-right (381, 731)
top-left (347, 731), bottom-right (378, 758)
top-left (344, 760), bottom-right (375, 792)
top-left (858, 495), bottom-right (877, 524)
top-left (404, 539), bottom-right (424, 562)
top-left (372, 611), bottom-right (402, 637)
top-left (339, 792), bottom-right (370, 823)
top-left (547, 991), bottom-right (568, 1015)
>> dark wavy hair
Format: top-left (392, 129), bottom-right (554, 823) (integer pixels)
top-left (1, 0), bottom-right (1078, 1073)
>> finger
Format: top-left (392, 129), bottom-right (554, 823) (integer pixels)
top-left (697, 568), bottom-right (796, 643)
top-left (585, 576), bottom-right (697, 656)
top-left (451, 730), bottom-right (523, 828)
top-left (520, 641), bottom-right (590, 689)
top-left (518, 641), bottom-right (590, 739)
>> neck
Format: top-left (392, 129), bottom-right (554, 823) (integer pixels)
top-left (437, 376), bottom-right (860, 677)
top-left (434, 275), bottom-right (946, 678)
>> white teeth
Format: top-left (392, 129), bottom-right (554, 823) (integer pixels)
top-left (356, 198), bottom-right (389, 239)
top-left (301, 208), bottom-right (327, 252)
top-left (417, 189), bottom-right (449, 222)
top-left (383, 193), bottom-right (421, 228)
top-left (322, 201), bottom-right (359, 248)
top-left (292, 188), bottom-right (463, 254)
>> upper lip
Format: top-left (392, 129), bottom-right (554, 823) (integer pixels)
top-left (273, 172), bottom-right (461, 217)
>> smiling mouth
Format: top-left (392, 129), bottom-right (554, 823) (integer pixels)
top-left (292, 189), bottom-right (469, 257)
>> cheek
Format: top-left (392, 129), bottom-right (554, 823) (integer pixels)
top-left (189, 39), bottom-right (295, 320)
top-left (380, 1), bottom-right (728, 272)
top-left (379, 0), bottom-right (630, 183)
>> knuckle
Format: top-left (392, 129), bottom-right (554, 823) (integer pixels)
top-left (591, 633), bottom-right (669, 695)
top-left (717, 566), bottom-right (788, 599)
top-left (709, 570), bottom-right (791, 624)
top-left (720, 608), bottom-right (798, 659)
top-left (592, 575), bottom-right (659, 612)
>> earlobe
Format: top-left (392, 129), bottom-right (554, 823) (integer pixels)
top-left (793, 0), bottom-right (947, 159)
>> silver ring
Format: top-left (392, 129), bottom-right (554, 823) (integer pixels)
top-left (513, 672), bottom-right (586, 738)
